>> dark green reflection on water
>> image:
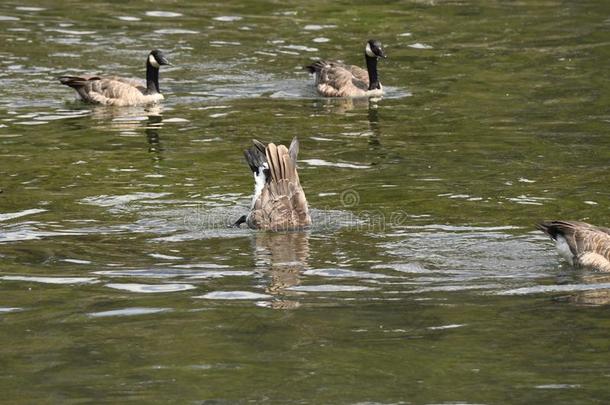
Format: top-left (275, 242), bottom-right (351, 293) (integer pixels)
top-left (0, 0), bottom-right (609, 403)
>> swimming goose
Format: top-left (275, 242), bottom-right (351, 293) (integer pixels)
top-left (306, 39), bottom-right (386, 97)
top-left (58, 49), bottom-right (170, 106)
top-left (537, 221), bottom-right (610, 272)
top-left (233, 137), bottom-right (311, 231)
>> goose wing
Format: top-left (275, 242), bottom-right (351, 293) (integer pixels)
top-left (307, 60), bottom-right (368, 97)
top-left (109, 76), bottom-right (147, 93)
top-left (58, 75), bottom-right (102, 101)
top-left (344, 64), bottom-right (369, 84)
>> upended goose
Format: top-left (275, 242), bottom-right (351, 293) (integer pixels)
top-left (58, 49), bottom-right (170, 106)
top-left (233, 138), bottom-right (311, 231)
top-left (306, 39), bottom-right (386, 97)
top-left (537, 221), bottom-right (610, 272)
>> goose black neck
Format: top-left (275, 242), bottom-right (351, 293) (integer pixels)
top-left (365, 54), bottom-right (380, 90)
top-left (146, 61), bottom-right (160, 94)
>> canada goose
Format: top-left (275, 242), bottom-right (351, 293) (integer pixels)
top-left (306, 39), bottom-right (386, 98)
top-left (233, 137), bottom-right (311, 231)
top-left (537, 221), bottom-right (610, 272)
top-left (58, 49), bottom-right (170, 106)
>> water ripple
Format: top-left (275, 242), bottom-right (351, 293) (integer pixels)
top-left (498, 283), bottom-right (610, 296)
top-left (81, 192), bottom-right (171, 208)
top-left (0, 276), bottom-right (98, 284)
top-left (154, 29), bottom-right (199, 35)
top-left (303, 24), bottom-right (336, 31)
top-left (0, 208), bottom-right (46, 222)
top-left (145, 11), bottom-right (182, 17)
top-left (304, 268), bottom-right (393, 280)
top-left (213, 16), bottom-right (242, 22)
top-left (0, 307), bottom-right (23, 313)
top-left (88, 307), bottom-right (173, 318)
top-left (195, 291), bottom-right (272, 300)
top-left (116, 16), bottom-right (141, 22)
top-left (301, 159), bottom-right (370, 169)
top-left (106, 283), bottom-right (196, 293)
top-left (15, 7), bottom-right (45, 11)
top-left (287, 285), bottom-right (377, 292)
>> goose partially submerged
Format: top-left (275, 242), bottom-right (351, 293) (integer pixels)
top-left (58, 49), bottom-right (171, 106)
top-left (537, 221), bottom-right (610, 272)
top-left (233, 138), bottom-right (311, 231)
top-left (306, 39), bottom-right (386, 98)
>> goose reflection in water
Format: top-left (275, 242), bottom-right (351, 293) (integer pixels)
top-left (145, 114), bottom-right (164, 158)
top-left (367, 103), bottom-right (381, 148)
top-left (252, 231), bottom-right (310, 309)
top-left (311, 96), bottom-right (374, 115)
top-left (88, 104), bottom-right (165, 158)
top-left (564, 273), bottom-right (610, 306)
top-left (88, 104), bottom-right (164, 131)
top-left (310, 97), bottom-right (384, 154)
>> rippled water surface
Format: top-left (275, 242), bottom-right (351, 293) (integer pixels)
top-left (1, 0), bottom-right (609, 403)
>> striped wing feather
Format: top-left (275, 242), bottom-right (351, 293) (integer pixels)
top-left (110, 76), bottom-right (146, 90)
top-left (309, 60), bottom-right (369, 97)
top-left (345, 64), bottom-right (369, 84)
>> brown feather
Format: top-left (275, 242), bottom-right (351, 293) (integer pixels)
top-left (246, 139), bottom-right (311, 231)
top-left (314, 61), bottom-right (369, 97)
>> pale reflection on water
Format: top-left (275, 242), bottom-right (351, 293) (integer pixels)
top-left (253, 231), bottom-right (310, 309)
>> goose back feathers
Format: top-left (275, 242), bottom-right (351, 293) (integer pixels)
top-left (306, 39), bottom-right (386, 97)
top-left (537, 220), bottom-right (610, 271)
top-left (58, 49), bottom-right (170, 106)
top-left (236, 138), bottom-right (311, 231)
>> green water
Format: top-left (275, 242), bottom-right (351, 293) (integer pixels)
top-left (1, 0), bottom-right (609, 403)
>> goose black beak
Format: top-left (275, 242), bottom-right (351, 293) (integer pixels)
top-left (230, 215), bottom-right (247, 228)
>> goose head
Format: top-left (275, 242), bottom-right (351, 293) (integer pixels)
top-left (365, 39), bottom-right (386, 59)
top-left (147, 49), bottom-right (171, 68)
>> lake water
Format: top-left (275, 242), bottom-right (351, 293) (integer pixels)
top-left (1, 0), bottom-right (609, 403)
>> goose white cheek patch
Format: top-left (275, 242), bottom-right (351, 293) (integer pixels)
top-left (148, 54), bottom-right (160, 68)
top-left (365, 43), bottom-right (376, 57)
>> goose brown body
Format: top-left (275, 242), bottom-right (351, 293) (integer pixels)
top-left (237, 138), bottom-right (311, 231)
top-left (58, 50), bottom-right (170, 107)
top-left (537, 221), bottom-right (610, 272)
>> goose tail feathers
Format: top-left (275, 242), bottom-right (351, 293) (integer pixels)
top-left (305, 60), bottom-right (327, 74)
